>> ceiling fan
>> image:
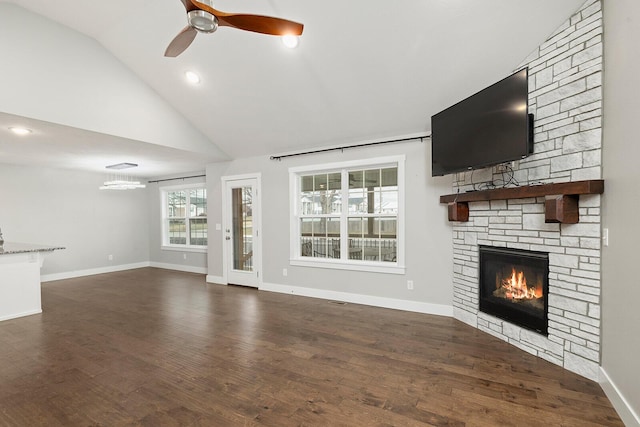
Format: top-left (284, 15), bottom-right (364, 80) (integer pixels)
top-left (165, 0), bottom-right (304, 57)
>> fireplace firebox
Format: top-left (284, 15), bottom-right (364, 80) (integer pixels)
top-left (479, 246), bottom-right (549, 335)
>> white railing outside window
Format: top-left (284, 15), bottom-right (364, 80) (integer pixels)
top-left (290, 156), bottom-right (405, 274)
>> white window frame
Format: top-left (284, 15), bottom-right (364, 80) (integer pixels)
top-left (289, 156), bottom-right (405, 275)
top-left (160, 183), bottom-right (208, 253)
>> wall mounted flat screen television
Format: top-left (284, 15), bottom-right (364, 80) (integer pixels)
top-left (431, 68), bottom-right (533, 177)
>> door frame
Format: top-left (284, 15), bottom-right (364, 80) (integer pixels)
top-left (221, 173), bottom-right (262, 287)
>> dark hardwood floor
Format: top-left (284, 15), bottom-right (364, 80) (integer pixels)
top-left (0, 268), bottom-right (623, 426)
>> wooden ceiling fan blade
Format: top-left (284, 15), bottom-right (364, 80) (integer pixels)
top-left (180, 0), bottom-right (198, 12)
top-left (165, 26), bottom-right (197, 57)
top-left (217, 14), bottom-right (303, 36)
top-left (190, 0), bottom-right (303, 36)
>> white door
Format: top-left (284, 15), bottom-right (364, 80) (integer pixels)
top-left (223, 176), bottom-right (261, 287)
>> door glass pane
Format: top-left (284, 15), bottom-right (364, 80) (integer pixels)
top-left (232, 187), bottom-right (253, 271)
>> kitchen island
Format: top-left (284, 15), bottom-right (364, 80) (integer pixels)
top-left (0, 243), bottom-right (64, 321)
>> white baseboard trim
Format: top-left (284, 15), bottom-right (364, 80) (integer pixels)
top-left (41, 262), bottom-right (151, 282)
top-left (599, 367), bottom-right (640, 426)
top-left (0, 309), bottom-right (42, 322)
top-left (206, 275), bottom-right (226, 285)
top-left (259, 282), bottom-right (453, 317)
top-left (149, 262), bottom-right (207, 275)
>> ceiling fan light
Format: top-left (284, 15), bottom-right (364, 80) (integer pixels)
top-left (188, 10), bottom-right (218, 33)
top-left (281, 35), bottom-right (299, 49)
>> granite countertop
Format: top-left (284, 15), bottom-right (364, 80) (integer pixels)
top-left (0, 242), bottom-right (65, 255)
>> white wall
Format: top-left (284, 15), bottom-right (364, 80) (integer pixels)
top-left (206, 140), bottom-right (454, 311)
top-left (601, 0), bottom-right (640, 424)
top-left (0, 163), bottom-right (150, 278)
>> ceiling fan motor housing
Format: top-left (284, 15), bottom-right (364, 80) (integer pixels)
top-left (188, 10), bottom-right (218, 33)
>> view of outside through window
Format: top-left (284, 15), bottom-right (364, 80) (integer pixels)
top-left (232, 187), bottom-right (253, 271)
top-left (299, 167), bottom-right (398, 262)
top-left (166, 187), bottom-right (207, 247)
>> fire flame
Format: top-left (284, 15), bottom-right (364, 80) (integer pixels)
top-left (501, 268), bottom-right (542, 300)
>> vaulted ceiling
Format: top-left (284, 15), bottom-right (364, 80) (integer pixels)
top-left (0, 0), bottom-right (586, 178)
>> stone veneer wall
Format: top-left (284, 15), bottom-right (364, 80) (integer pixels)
top-left (450, 0), bottom-right (603, 381)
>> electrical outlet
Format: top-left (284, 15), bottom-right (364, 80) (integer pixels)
top-left (183, 253), bottom-right (187, 260)
top-left (407, 280), bottom-right (414, 290)
top-left (602, 228), bottom-right (609, 246)
top-left (108, 254), bottom-right (113, 261)
top-left (282, 268), bottom-right (288, 277)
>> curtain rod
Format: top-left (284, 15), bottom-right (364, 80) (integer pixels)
top-left (147, 174), bottom-right (206, 184)
top-left (270, 134), bottom-right (431, 161)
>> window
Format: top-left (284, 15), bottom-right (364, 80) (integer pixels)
top-left (161, 184), bottom-right (207, 251)
top-left (290, 156), bottom-right (404, 274)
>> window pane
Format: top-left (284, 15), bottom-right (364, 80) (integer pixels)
top-left (190, 189), bottom-right (207, 217)
top-left (365, 169), bottom-right (380, 188)
top-left (328, 190), bottom-right (342, 214)
top-left (319, 190), bottom-right (340, 214)
top-left (374, 218), bottom-right (397, 238)
top-left (189, 218), bottom-right (207, 246)
top-left (348, 238), bottom-right (363, 260)
top-left (381, 167), bottom-right (398, 187)
top-left (364, 240), bottom-right (380, 261)
top-left (168, 219), bottom-right (186, 244)
top-left (328, 173), bottom-right (341, 190)
top-left (168, 191), bottom-right (186, 218)
top-left (314, 174), bottom-right (327, 191)
top-left (329, 238), bottom-right (340, 259)
top-left (375, 190), bottom-right (398, 214)
top-left (301, 191), bottom-right (313, 215)
top-left (313, 237), bottom-right (328, 258)
top-left (300, 238), bottom-right (312, 257)
top-left (300, 218), bottom-right (313, 236)
top-left (311, 191), bottom-right (321, 214)
top-left (348, 189), bottom-right (367, 214)
top-left (349, 170), bottom-right (363, 189)
top-left (348, 217), bottom-right (366, 237)
top-left (366, 191), bottom-right (375, 213)
top-left (301, 175), bottom-right (313, 192)
top-left (327, 217), bottom-right (341, 237)
top-left (312, 218), bottom-right (326, 236)
top-left (381, 240), bottom-right (397, 262)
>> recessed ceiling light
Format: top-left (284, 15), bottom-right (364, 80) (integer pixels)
top-left (281, 35), bottom-right (299, 49)
top-left (185, 70), bottom-right (201, 84)
top-left (9, 127), bottom-right (32, 135)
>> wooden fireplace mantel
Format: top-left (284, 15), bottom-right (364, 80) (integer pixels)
top-left (440, 179), bottom-right (604, 223)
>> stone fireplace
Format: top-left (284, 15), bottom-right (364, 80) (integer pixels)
top-left (479, 245), bottom-right (549, 335)
top-left (446, 0), bottom-right (603, 381)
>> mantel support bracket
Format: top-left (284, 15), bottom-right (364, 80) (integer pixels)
top-left (545, 194), bottom-right (579, 224)
top-left (448, 202), bottom-right (469, 222)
